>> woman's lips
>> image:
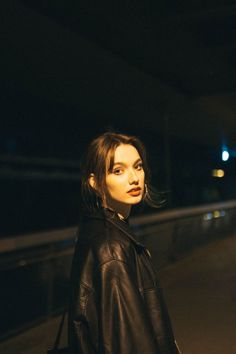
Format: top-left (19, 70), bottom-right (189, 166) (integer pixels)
top-left (127, 188), bottom-right (141, 196)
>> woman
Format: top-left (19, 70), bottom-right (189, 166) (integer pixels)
top-left (68, 132), bottom-right (180, 354)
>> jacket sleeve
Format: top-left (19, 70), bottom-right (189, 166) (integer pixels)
top-left (96, 259), bottom-right (159, 354)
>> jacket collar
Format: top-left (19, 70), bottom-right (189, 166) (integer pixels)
top-left (83, 208), bottom-right (145, 250)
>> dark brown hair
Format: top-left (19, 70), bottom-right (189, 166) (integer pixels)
top-left (80, 131), bottom-right (159, 212)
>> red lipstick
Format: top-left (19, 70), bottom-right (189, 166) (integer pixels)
top-left (127, 187), bottom-right (141, 196)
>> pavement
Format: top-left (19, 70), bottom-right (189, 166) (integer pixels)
top-left (1, 234), bottom-right (236, 354)
top-left (159, 234), bottom-right (236, 354)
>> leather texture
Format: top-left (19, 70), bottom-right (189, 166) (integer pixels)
top-left (68, 209), bottom-right (179, 354)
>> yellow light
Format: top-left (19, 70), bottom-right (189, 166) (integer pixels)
top-left (213, 210), bottom-right (221, 218)
top-left (212, 169), bottom-right (225, 178)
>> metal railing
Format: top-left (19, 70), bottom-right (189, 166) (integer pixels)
top-left (1, 199), bottom-right (236, 254)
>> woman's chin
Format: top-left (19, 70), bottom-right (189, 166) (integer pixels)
top-left (127, 195), bottom-right (143, 205)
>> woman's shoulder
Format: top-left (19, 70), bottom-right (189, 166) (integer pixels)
top-left (78, 211), bottom-right (136, 265)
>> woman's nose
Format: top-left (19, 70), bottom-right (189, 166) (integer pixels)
top-left (128, 169), bottom-right (139, 184)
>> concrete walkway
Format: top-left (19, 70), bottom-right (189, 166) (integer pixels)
top-left (1, 234), bottom-right (236, 354)
top-left (0, 315), bottom-right (68, 354)
top-left (159, 234), bottom-right (236, 354)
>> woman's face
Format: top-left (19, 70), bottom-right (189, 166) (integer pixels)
top-left (104, 144), bottom-right (145, 214)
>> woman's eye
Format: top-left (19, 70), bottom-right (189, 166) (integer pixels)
top-left (135, 163), bottom-right (143, 170)
top-left (113, 168), bottom-right (123, 175)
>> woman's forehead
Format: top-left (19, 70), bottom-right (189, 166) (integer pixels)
top-left (113, 144), bottom-right (141, 164)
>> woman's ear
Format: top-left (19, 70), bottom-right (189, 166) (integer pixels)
top-left (88, 173), bottom-right (96, 190)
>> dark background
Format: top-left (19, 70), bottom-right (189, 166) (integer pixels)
top-left (1, 0), bottom-right (236, 237)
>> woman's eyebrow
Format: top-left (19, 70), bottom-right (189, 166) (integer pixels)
top-left (113, 158), bottom-right (142, 167)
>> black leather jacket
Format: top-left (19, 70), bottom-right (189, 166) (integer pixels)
top-left (68, 209), bottom-right (179, 354)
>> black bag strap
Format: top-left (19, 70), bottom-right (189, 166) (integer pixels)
top-left (52, 309), bottom-right (67, 350)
